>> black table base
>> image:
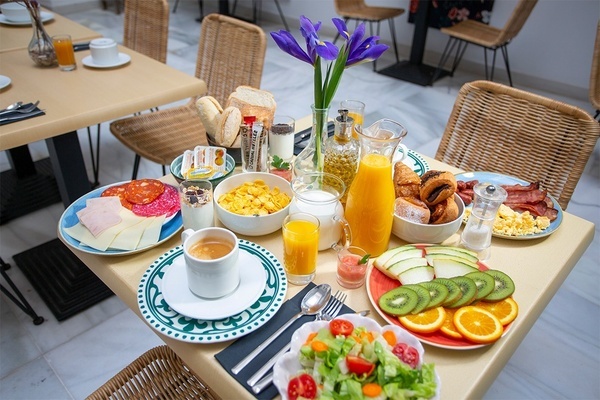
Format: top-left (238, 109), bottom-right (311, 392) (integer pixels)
top-left (378, 61), bottom-right (450, 86)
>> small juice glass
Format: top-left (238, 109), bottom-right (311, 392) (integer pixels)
top-left (282, 212), bottom-right (320, 285)
top-left (336, 246), bottom-right (369, 288)
top-left (52, 34), bottom-right (76, 71)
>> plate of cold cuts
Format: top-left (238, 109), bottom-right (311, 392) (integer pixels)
top-left (455, 172), bottom-right (563, 240)
top-left (59, 179), bottom-right (182, 256)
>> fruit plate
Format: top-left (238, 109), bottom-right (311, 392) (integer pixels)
top-left (366, 244), bottom-right (512, 350)
top-left (455, 171), bottom-right (563, 240)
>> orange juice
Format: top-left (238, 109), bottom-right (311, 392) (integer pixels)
top-left (348, 112), bottom-right (364, 139)
top-left (52, 35), bottom-right (76, 70)
top-left (282, 217), bottom-right (319, 284)
top-left (345, 153), bottom-right (395, 256)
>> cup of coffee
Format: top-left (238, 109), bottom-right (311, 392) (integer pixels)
top-left (89, 38), bottom-right (120, 66)
top-left (0, 2), bottom-right (30, 23)
top-left (181, 227), bottom-right (239, 299)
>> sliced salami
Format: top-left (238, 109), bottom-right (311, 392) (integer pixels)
top-left (125, 179), bottom-right (165, 205)
top-left (101, 183), bottom-right (133, 210)
top-left (132, 184), bottom-right (180, 217)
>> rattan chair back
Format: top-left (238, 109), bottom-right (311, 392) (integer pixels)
top-left (495, 0), bottom-right (538, 46)
top-left (124, 0), bottom-right (169, 63)
top-left (590, 21), bottom-right (600, 119)
top-left (86, 345), bottom-right (220, 400)
top-left (435, 80), bottom-right (600, 210)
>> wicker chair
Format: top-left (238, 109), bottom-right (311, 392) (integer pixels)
top-left (590, 21), bottom-right (600, 120)
top-left (88, 0), bottom-right (170, 186)
top-left (435, 80), bottom-right (600, 210)
top-left (432, 0), bottom-right (538, 87)
top-left (333, 0), bottom-right (404, 70)
top-left (86, 345), bottom-right (220, 400)
top-left (110, 14), bottom-right (267, 179)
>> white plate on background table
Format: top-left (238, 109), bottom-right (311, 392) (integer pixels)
top-left (58, 181), bottom-right (182, 256)
top-left (0, 11), bottom-right (53, 25)
top-left (138, 241), bottom-right (287, 343)
top-left (455, 171), bottom-right (563, 240)
top-left (393, 148), bottom-right (429, 176)
top-left (0, 75), bottom-right (11, 90)
top-left (161, 249), bottom-right (266, 320)
top-left (82, 53), bottom-right (131, 69)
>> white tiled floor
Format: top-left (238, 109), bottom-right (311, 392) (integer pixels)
top-left (1, 2), bottom-right (598, 399)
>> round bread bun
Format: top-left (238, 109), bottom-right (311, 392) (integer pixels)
top-left (195, 96), bottom-right (223, 140)
top-left (420, 170), bottom-right (458, 206)
top-left (218, 106), bottom-right (242, 147)
top-left (394, 196), bottom-right (431, 224)
top-left (429, 196), bottom-right (459, 224)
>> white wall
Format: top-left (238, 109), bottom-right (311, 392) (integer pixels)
top-left (259, 0), bottom-right (599, 100)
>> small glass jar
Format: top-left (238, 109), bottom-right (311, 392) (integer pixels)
top-left (336, 246), bottom-right (369, 289)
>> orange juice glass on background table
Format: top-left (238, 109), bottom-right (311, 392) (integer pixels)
top-left (340, 100), bottom-right (365, 139)
top-left (282, 212), bottom-right (320, 285)
top-left (52, 34), bottom-right (76, 71)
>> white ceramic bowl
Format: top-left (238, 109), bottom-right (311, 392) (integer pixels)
top-left (213, 172), bottom-right (292, 236)
top-left (392, 194), bottom-right (465, 243)
top-left (1, 2), bottom-right (30, 22)
top-left (272, 313), bottom-right (441, 400)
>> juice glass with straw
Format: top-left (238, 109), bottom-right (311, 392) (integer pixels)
top-left (282, 212), bottom-right (320, 285)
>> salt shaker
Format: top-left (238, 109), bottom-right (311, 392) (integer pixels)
top-left (461, 183), bottom-right (507, 260)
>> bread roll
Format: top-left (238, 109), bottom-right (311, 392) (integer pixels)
top-left (429, 196), bottom-right (459, 224)
top-left (394, 162), bottom-right (421, 198)
top-left (394, 197), bottom-right (431, 224)
top-left (225, 86), bottom-right (276, 126)
top-left (420, 170), bottom-right (458, 206)
top-left (218, 106), bottom-right (242, 147)
top-left (195, 96), bottom-right (223, 140)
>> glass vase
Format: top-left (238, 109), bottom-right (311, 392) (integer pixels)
top-left (27, 3), bottom-right (57, 67)
top-left (293, 105), bottom-right (329, 176)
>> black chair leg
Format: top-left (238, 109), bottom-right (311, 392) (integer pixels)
top-left (132, 154), bottom-right (141, 180)
top-left (500, 45), bottom-right (513, 87)
top-left (388, 18), bottom-right (399, 63)
top-left (273, 0), bottom-right (289, 30)
top-left (172, 0), bottom-right (179, 13)
top-left (87, 123), bottom-right (101, 188)
top-left (0, 258), bottom-right (44, 325)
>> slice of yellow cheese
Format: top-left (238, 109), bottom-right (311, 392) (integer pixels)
top-left (137, 215), bottom-right (166, 249)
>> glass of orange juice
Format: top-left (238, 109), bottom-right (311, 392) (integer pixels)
top-left (52, 34), bottom-right (76, 71)
top-left (340, 100), bottom-right (365, 139)
top-left (282, 212), bottom-right (320, 285)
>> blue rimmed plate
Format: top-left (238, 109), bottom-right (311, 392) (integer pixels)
top-left (394, 149), bottom-right (430, 176)
top-left (137, 240), bottom-right (288, 343)
top-left (455, 171), bottom-right (563, 240)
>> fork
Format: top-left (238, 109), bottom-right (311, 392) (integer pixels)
top-left (0, 101), bottom-right (39, 116)
top-left (249, 291), bottom-right (348, 394)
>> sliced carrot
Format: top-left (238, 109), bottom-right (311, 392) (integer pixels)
top-left (362, 382), bottom-right (382, 397)
top-left (311, 340), bottom-right (328, 352)
top-left (304, 332), bottom-right (318, 345)
top-left (382, 330), bottom-right (397, 346)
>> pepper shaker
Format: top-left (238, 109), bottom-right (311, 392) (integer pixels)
top-left (461, 183), bottom-right (507, 260)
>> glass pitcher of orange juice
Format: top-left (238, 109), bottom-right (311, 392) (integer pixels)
top-left (344, 119), bottom-right (408, 256)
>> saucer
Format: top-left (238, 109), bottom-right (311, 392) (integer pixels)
top-left (162, 249), bottom-right (266, 320)
top-left (82, 53), bottom-right (131, 69)
top-left (0, 75), bottom-right (10, 90)
top-left (0, 11), bottom-right (53, 25)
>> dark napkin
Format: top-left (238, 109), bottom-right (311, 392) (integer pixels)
top-left (215, 283), bottom-right (355, 399)
top-left (0, 103), bottom-right (45, 126)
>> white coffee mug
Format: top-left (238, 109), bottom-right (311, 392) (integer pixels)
top-left (181, 227), bottom-right (239, 299)
top-left (0, 2), bottom-right (30, 23)
top-left (89, 38), bottom-right (120, 66)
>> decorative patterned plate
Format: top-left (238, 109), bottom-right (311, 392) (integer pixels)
top-left (394, 149), bottom-right (429, 176)
top-left (58, 181), bottom-right (182, 256)
top-left (138, 240), bottom-right (288, 343)
top-left (455, 171), bottom-right (563, 240)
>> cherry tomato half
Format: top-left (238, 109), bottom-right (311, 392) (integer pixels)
top-left (330, 319), bottom-right (354, 337)
top-left (346, 355), bottom-right (376, 376)
top-left (392, 343), bottom-right (420, 369)
top-left (287, 373), bottom-right (317, 400)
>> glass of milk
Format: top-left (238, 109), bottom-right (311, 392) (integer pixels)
top-left (179, 180), bottom-right (214, 231)
top-left (289, 172), bottom-right (352, 251)
top-left (268, 115), bottom-right (295, 162)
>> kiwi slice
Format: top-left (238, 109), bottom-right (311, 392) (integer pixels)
top-left (483, 269), bottom-right (515, 301)
top-left (419, 280), bottom-right (449, 309)
top-left (446, 276), bottom-right (478, 308)
top-left (433, 278), bottom-right (462, 307)
top-left (378, 286), bottom-right (419, 316)
top-left (402, 284), bottom-right (432, 314)
top-left (465, 271), bottom-right (495, 300)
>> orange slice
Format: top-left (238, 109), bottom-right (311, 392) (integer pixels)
top-left (440, 307), bottom-right (463, 339)
top-left (399, 306), bottom-right (446, 333)
top-left (472, 297), bottom-right (519, 326)
top-left (453, 306), bottom-right (503, 344)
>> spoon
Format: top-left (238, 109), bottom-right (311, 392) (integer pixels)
top-left (232, 283), bottom-right (332, 374)
top-left (0, 101), bottom-right (23, 113)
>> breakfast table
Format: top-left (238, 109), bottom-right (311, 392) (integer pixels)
top-left (58, 114), bottom-right (595, 399)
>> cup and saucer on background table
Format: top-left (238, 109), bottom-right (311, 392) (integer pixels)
top-left (82, 38), bottom-right (131, 68)
top-left (0, 2), bottom-right (54, 25)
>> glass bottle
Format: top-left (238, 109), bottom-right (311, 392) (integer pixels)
top-left (323, 109), bottom-right (359, 205)
top-left (27, 2), bottom-right (57, 67)
top-left (344, 119), bottom-right (407, 257)
top-left (293, 105), bottom-right (329, 176)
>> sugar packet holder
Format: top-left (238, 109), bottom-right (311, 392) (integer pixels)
top-left (181, 146), bottom-right (228, 179)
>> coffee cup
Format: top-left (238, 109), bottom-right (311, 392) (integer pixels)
top-left (0, 2), bottom-right (30, 23)
top-left (181, 227), bottom-right (239, 299)
top-left (89, 38), bottom-right (120, 66)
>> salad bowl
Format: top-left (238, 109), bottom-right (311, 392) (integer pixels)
top-left (272, 313), bottom-right (441, 399)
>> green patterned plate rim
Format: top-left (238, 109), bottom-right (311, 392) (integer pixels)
top-left (138, 240), bottom-right (288, 343)
top-left (394, 149), bottom-right (430, 176)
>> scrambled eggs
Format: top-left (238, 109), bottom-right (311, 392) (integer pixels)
top-left (464, 205), bottom-right (551, 236)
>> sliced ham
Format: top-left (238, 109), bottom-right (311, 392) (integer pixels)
top-left (76, 196), bottom-right (123, 237)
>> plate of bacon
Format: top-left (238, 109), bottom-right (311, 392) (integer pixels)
top-left (455, 172), bottom-right (563, 240)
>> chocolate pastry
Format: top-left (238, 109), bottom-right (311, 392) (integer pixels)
top-left (429, 196), bottom-right (459, 224)
top-left (419, 170), bottom-right (458, 206)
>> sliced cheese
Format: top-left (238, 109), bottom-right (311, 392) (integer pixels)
top-left (137, 214), bottom-right (166, 249)
top-left (109, 217), bottom-right (154, 251)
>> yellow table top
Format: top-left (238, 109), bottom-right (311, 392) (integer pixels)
top-left (59, 118), bottom-right (595, 399)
